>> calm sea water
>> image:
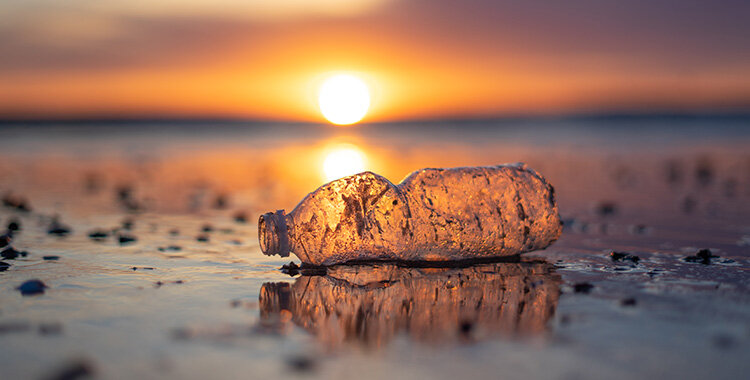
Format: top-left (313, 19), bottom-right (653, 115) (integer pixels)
top-left (0, 116), bottom-right (748, 379)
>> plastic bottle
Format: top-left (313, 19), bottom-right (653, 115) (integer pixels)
top-left (259, 163), bottom-right (561, 266)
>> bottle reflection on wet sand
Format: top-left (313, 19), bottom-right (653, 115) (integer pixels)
top-left (259, 260), bottom-right (561, 350)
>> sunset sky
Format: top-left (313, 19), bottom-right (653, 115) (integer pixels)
top-left (1, 0), bottom-right (749, 122)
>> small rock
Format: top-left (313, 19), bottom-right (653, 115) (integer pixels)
top-left (683, 248), bottom-right (717, 265)
top-left (157, 245), bottom-right (182, 252)
top-left (196, 234), bottom-right (209, 242)
top-left (38, 323), bottom-right (63, 335)
top-left (1, 246), bottom-right (27, 260)
top-left (620, 297), bottom-right (637, 306)
top-left (43, 256), bottom-right (60, 261)
top-left (47, 219), bottom-right (72, 237)
top-left (595, 201), bottom-right (617, 216)
top-left (0, 233), bottom-right (10, 247)
top-left (17, 279), bottom-right (47, 296)
top-left (233, 211), bottom-right (249, 223)
top-left (2, 193), bottom-right (32, 212)
top-left (7, 219), bottom-right (21, 231)
top-left (0, 261), bottom-right (10, 271)
top-left (118, 234), bottom-right (137, 245)
top-left (168, 228), bottom-right (179, 236)
top-left (88, 230), bottom-right (109, 241)
top-left (609, 251), bottom-right (640, 264)
top-left (281, 261), bottom-right (300, 276)
top-left (45, 359), bottom-right (94, 380)
top-left (573, 282), bottom-right (594, 294)
top-left (286, 355), bottom-right (316, 373)
top-left (121, 218), bottom-right (134, 230)
top-left (201, 224), bottom-right (213, 233)
top-left (213, 194), bottom-right (229, 209)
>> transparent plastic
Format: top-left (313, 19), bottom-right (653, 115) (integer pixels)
top-left (259, 163), bottom-right (561, 265)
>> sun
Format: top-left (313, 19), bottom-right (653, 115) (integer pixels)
top-left (318, 74), bottom-right (370, 125)
top-left (323, 144), bottom-right (366, 181)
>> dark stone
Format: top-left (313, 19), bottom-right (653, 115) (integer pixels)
top-left (169, 228), bottom-right (179, 236)
top-left (609, 251), bottom-right (640, 264)
top-left (1, 247), bottom-right (22, 260)
top-left (38, 323), bottom-right (63, 335)
top-left (201, 224), bottom-right (213, 233)
top-left (88, 230), bottom-right (109, 241)
top-left (595, 201), bottom-right (617, 216)
top-left (131, 267), bottom-right (154, 271)
top-left (118, 234), bottom-right (137, 245)
top-left (0, 233), bottom-right (10, 247)
top-left (2, 193), bottom-right (32, 212)
top-left (233, 211), bottom-right (248, 223)
top-left (620, 298), bottom-right (637, 306)
top-left (286, 356), bottom-right (316, 373)
top-left (683, 249), bottom-right (717, 265)
top-left (213, 194), bottom-right (229, 209)
top-left (47, 219), bottom-right (72, 237)
top-left (0, 261), bottom-right (10, 271)
top-left (281, 261), bottom-right (300, 276)
top-left (7, 219), bottom-right (20, 231)
top-left (43, 256), bottom-right (60, 261)
top-left (573, 282), bottom-right (594, 294)
top-left (157, 245), bottom-right (182, 252)
top-left (121, 218), bottom-right (134, 230)
top-left (17, 279), bottom-right (47, 296)
top-left (45, 360), bottom-right (94, 380)
top-left (196, 234), bottom-right (209, 242)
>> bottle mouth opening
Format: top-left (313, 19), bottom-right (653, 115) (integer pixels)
top-left (258, 210), bottom-right (289, 257)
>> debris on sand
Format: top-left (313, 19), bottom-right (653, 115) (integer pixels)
top-left (157, 245), bottom-right (182, 252)
top-left (118, 234), bottom-right (137, 245)
top-left (620, 297), bottom-right (637, 307)
top-left (595, 201), bottom-right (617, 216)
top-left (43, 359), bottom-right (94, 380)
top-left (17, 279), bottom-right (47, 296)
top-left (2, 193), bottom-right (32, 212)
top-left (682, 249), bottom-right (732, 265)
top-left (0, 233), bottom-right (11, 247)
top-left (573, 282), bottom-right (594, 294)
top-left (682, 249), bottom-right (715, 264)
top-left (233, 211), bottom-right (249, 223)
top-left (2, 246), bottom-right (27, 260)
top-left (609, 251), bottom-right (640, 264)
top-left (7, 219), bottom-right (21, 231)
top-left (280, 261), bottom-right (300, 276)
top-left (47, 218), bottom-right (72, 236)
top-left (38, 323), bottom-right (63, 336)
top-left (286, 355), bottom-right (316, 373)
top-left (88, 230), bottom-right (109, 241)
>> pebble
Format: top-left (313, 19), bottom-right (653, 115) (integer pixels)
top-left (683, 249), bottom-right (717, 265)
top-left (0, 261), bottom-right (10, 271)
top-left (17, 279), bottom-right (47, 296)
top-left (43, 255), bottom-right (60, 260)
top-left (118, 234), bottom-right (137, 245)
top-left (573, 282), bottom-right (594, 294)
top-left (609, 251), bottom-right (640, 264)
top-left (88, 230), bottom-right (109, 241)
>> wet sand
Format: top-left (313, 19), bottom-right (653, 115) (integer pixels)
top-left (0, 117), bottom-right (748, 379)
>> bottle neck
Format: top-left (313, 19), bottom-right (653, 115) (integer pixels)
top-left (258, 210), bottom-right (290, 257)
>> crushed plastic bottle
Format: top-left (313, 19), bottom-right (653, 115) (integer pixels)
top-left (259, 163), bottom-right (561, 265)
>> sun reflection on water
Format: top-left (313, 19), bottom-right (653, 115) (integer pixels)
top-left (322, 143), bottom-right (367, 182)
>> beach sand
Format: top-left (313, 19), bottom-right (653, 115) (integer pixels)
top-left (0, 118), bottom-right (748, 379)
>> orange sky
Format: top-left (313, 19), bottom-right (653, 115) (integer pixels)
top-left (1, 0), bottom-right (749, 122)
